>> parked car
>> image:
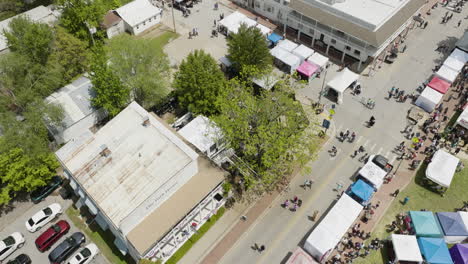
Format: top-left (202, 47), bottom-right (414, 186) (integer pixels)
top-left (0, 232), bottom-right (24, 261)
top-left (48, 232), bottom-right (85, 264)
top-left (25, 203), bottom-right (62, 232)
top-left (35, 220), bottom-right (70, 252)
top-left (67, 243), bottom-right (99, 264)
top-left (6, 254), bottom-right (31, 264)
top-left (30, 176), bottom-right (63, 204)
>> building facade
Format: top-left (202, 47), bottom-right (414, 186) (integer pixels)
top-left (56, 102), bottom-right (225, 262)
top-left (232, 0), bottom-right (425, 69)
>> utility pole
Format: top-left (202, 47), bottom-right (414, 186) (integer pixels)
top-left (171, 0), bottom-right (177, 33)
top-left (318, 63), bottom-right (330, 104)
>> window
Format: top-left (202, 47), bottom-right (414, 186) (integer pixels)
top-left (266, 6), bottom-right (273, 13)
top-left (330, 39), bottom-right (336, 44)
top-left (283, 0), bottom-right (288, 5)
top-left (136, 26), bottom-right (139, 29)
top-left (254, 1), bottom-right (260, 8)
top-left (309, 28), bottom-right (314, 35)
top-left (274, 0), bottom-right (280, 3)
top-left (298, 23), bottom-right (303, 29)
top-left (143, 22), bottom-right (146, 26)
top-left (345, 45), bottom-right (351, 51)
top-left (354, 50), bottom-right (361, 56)
top-left (0, 247), bottom-right (9, 256)
top-left (149, 18), bottom-right (152, 22)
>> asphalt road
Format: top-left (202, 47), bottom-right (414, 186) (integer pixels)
top-left (218, 5), bottom-right (468, 264)
top-left (0, 193), bottom-right (108, 264)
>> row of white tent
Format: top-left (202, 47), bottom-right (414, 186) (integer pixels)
top-left (218, 11), bottom-right (271, 35)
top-left (270, 39), bottom-right (329, 74)
top-left (416, 48), bottom-right (468, 112)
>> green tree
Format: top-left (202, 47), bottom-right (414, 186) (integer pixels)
top-left (50, 27), bottom-right (90, 82)
top-left (174, 50), bottom-right (226, 116)
top-left (0, 148), bottom-right (59, 205)
top-left (227, 24), bottom-right (273, 75)
top-left (213, 73), bottom-right (319, 193)
top-left (90, 50), bottom-right (129, 117)
top-left (4, 16), bottom-right (54, 65)
top-left (106, 34), bottom-right (170, 109)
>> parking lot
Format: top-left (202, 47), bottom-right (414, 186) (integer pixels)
top-left (0, 192), bottom-right (109, 264)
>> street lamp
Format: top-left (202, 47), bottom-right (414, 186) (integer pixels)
top-left (318, 63), bottom-right (330, 104)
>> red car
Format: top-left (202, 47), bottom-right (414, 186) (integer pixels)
top-left (35, 220), bottom-right (70, 252)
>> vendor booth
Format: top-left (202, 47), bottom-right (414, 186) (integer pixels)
top-left (255, 23), bottom-right (271, 36)
top-left (304, 194), bottom-right (363, 261)
top-left (267, 33), bottom-right (282, 46)
top-left (286, 247), bottom-right (319, 264)
top-left (325, 68), bottom-right (359, 104)
top-left (357, 160), bottom-right (388, 190)
top-left (450, 48), bottom-right (468, 65)
top-left (415, 87), bottom-right (444, 112)
top-left (219, 11), bottom-right (257, 35)
top-left (456, 107), bottom-right (468, 129)
top-left (252, 73), bottom-right (279, 91)
top-left (307, 52), bottom-right (329, 71)
top-left (450, 244), bottom-right (468, 264)
top-left (428, 76), bottom-right (451, 94)
top-left (347, 179), bottom-right (374, 205)
top-left (460, 212), bottom-right (468, 234)
top-left (296, 61), bottom-right (319, 81)
top-left (410, 211), bottom-right (444, 238)
top-left (292, 44), bottom-right (314, 63)
top-left (417, 237), bottom-right (454, 264)
top-left (270, 46), bottom-right (301, 74)
top-left (426, 150), bottom-right (459, 188)
top-left (436, 65), bottom-right (460, 83)
top-left (391, 234), bottom-right (423, 264)
top-left (436, 212), bottom-right (468, 243)
top-left (277, 39), bottom-right (299, 52)
top-left (444, 55), bottom-right (466, 72)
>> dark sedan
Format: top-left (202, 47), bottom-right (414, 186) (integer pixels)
top-left (6, 254), bottom-right (31, 264)
top-left (48, 232), bottom-right (85, 264)
top-left (30, 176), bottom-right (63, 204)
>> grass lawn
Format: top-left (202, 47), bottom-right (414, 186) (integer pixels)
top-left (66, 206), bottom-right (136, 264)
top-left (354, 160), bottom-right (468, 264)
top-left (165, 207), bottom-right (226, 264)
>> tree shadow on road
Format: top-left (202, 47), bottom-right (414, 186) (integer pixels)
top-left (0, 192), bottom-right (30, 217)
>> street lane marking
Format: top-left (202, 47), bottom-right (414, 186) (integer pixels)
top-left (356, 136), bottom-right (363, 145)
top-left (363, 139), bottom-right (370, 147)
top-left (369, 143), bottom-right (377, 152)
top-left (377, 147), bottom-right (384, 155)
top-left (389, 155), bottom-right (397, 165)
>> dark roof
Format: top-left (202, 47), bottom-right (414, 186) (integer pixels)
top-left (456, 31), bottom-right (468, 52)
top-left (101, 11), bottom-right (122, 29)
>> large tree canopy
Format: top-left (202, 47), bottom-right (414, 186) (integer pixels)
top-left (227, 24), bottom-right (273, 75)
top-left (106, 34), bottom-right (170, 109)
top-left (174, 50), bottom-right (226, 116)
top-left (213, 73), bottom-right (319, 193)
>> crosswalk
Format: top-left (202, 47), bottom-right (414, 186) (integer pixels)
top-left (329, 124), bottom-right (399, 165)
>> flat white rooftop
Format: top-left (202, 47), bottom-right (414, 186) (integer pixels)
top-left (178, 116), bottom-right (222, 154)
top-left (308, 0), bottom-right (412, 31)
top-left (56, 102), bottom-right (198, 230)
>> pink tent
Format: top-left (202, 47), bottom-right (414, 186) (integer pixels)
top-left (296, 61), bottom-right (319, 78)
top-left (286, 247), bottom-right (319, 264)
top-left (428, 77), bottom-right (451, 94)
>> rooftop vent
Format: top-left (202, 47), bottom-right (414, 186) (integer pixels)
top-left (100, 144), bottom-right (111, 157)
top-left (142, 116), bottom-right (150, 127)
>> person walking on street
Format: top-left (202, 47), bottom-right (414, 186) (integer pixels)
top-left (458, 20), bottom-right (462, 27)
top-left (402, 196), bottom-right (410, 205)
top-left (424, 21), bottom-right (428, 29)
top-left (392, 189), bottom-right (400, 197)
top-left (259, 245), bottom-right (265, 252)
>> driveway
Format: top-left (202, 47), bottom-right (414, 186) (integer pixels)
top-left (0, 192), bottom-right (109, 264)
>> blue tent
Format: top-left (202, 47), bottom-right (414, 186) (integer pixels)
top-left (268, 33), bottom-right (282, 45)
top-left (418, 237), bottom-right (453, 264)
top-left (349, 179), bottom-right (374, 204)
top-left (410, 211), bottom-right (444, 237)
top-left (436, 212), bottom-right (468, 236)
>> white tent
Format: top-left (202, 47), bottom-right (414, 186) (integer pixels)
top-left (255, 23), bottom-right (271, 36)
top-left (219, 11), bottom-right (246, 33)
top-left (415, 87), bottom-right (443, 112)
top-left (270, 46), bottom-right (301, 74)
top-left (391, 234), bottom-right (423, 263)
top-left (304, 194), bottom-right (363, 261)
top-left (358, 160), bottom-right (387, 190)
top-left (307, 52), bottom-right (329, 70)
top-left (426, 150), bottom-right (460, 188)
top-left (231, 16), bottom-right (257, 34)
top-left (444, 55), bottom-right (465, 72)
top-left (277, 39), bottom-right (299, 52)
top-left (292, 44), bottom-right (315, 63)
top-left (450, 48), bottom-right (468, 64)
top-left (456, 107), bottom-right (468, 129)
top-left (459, 212), bottom-right (468, 232)
top-left (326, 68), bottom-right (359, 104)
top-left (436, 65), bottom-right (459, 83)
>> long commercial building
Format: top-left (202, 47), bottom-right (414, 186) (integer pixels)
top-left (234, 0), bottom-right (425, 70)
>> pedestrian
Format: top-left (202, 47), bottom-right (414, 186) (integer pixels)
top-left (358, 145), bottom-right (365, 153)
top-left (392, 189), bottom-right (400, 197)
top-left (240, 215), bottom-right (247, 221)
top-left (253, 243), bottom-right (259, 251)
top-left (214, 19), bottom-right (217, 27)
top-left (455, 147), bottom-right (461, 154)
top-left (402, 196), bottom-right (410, 205)
top-left (458, 20), bottom-right (462, 27)
top-left (260, 245), bottom-right (265, 252)
top-left (424, 21), bottom-right (428, 29)
top-left (375, 201), bottom-right (381, 209)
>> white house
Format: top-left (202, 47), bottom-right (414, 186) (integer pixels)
top-left (0, 5), bottom-right (58, 53)
top-left (55, 102), bottom-right (225, 262)
top-left (45, 76), bottom-right (107, 145)
top-left (115, 0), bottom-right (162, 36)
